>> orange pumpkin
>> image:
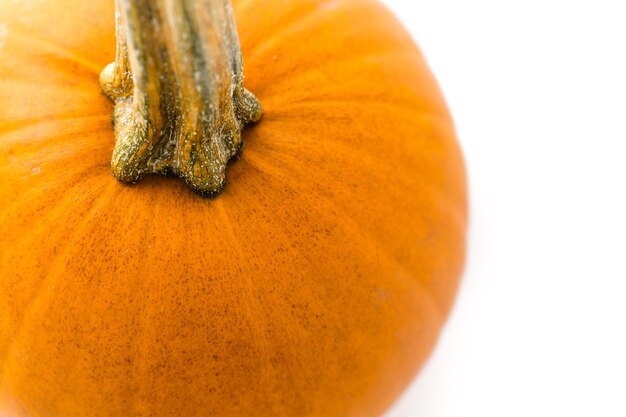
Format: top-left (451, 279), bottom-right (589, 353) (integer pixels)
top-left (0, 0), bottom-right (467, 416)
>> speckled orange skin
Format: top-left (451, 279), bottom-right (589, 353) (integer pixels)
top-left (0, 0), bottom-right (467, 416)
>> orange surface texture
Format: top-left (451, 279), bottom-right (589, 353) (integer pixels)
top-left (0, 0), bottom-right (467, 416)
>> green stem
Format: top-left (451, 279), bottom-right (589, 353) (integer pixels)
top-left (100, 0), bottom-right (262, 196)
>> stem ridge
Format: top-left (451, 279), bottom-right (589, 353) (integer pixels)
top-left (100, 0), bottom-right (262, 196)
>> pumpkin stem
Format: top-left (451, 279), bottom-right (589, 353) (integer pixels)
top-left (99, 0), bottom-right (262, 196)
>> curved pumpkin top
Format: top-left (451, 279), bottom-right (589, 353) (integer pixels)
top-left (0, 0), bottom-right (467, 416)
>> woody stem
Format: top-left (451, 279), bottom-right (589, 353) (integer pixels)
top-left (100, 0), bottom-right (262, 196)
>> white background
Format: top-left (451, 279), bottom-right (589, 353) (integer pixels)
top-left (381, 1), bottom-right (626, 416)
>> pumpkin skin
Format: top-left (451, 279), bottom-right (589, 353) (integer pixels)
top-left (0, 0), bottom-right (467, 416)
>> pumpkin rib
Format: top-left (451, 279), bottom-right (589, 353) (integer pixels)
top-left (266, 96), bottom-right (427, 121)
top-left (0, 90), bottom-right (109, 133)
top-left (245, 142), bottom-right (446, 233)
top-left (0, 167), bottom-right (113, 261)
top-left (0, 179), bottom-right (118, 375)
top-left (218, 204), bottom-right (330, 400)
top-left (212, 200), bottom-right (286, 390)
top-left (242, 0), bottom-right (408, 72)
top-left (239, 0), bottom-right (337, 64)
top-left (243, 124), bottom-right (453, 214)
top-left (0, 76), bottom-right (100, 96)
top-left (259, 68), bottom-right (448, 112)
top-left (260, 86), bottom-right (442, 117)
top-left (89, 186), bottom-right (178, 417)
top-left (252, 103), bottom-right (453, 151)
top-left (13, 154), bottom-right (109, 187)
top-left (0, 114), bottom-right (110, 140)
top-left (0, 77), bottom-right (102, 98)
top-left (68, 191), bottom-right (163, 417)
top-left (254, 56), bottom-right (445, 118)
top-left (239, 154), bottom-right (447, 321)
top-left (240, 144), bottom-right (440, 224)
top-left (244, 128), bottom-right (460, 226)
top-left (267, 101), bottom-right (451, 135)
top-left (5, 22), bottom-right (103, 75)
top-left (0, 136), bottom-right (110, 170)
top-left (0, 169), bottom-right (109, 233)
top-left (215, 192), bottom-right (322, 385)
top-left (213, 194), bottom-right (337, 386)
top-left (248, 47), bottom-right (413, 99)
top-left (245, 150), bottom-right (439, 333)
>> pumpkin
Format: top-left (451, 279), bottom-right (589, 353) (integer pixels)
top-left (0, 0), bottom-right (467, 416)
